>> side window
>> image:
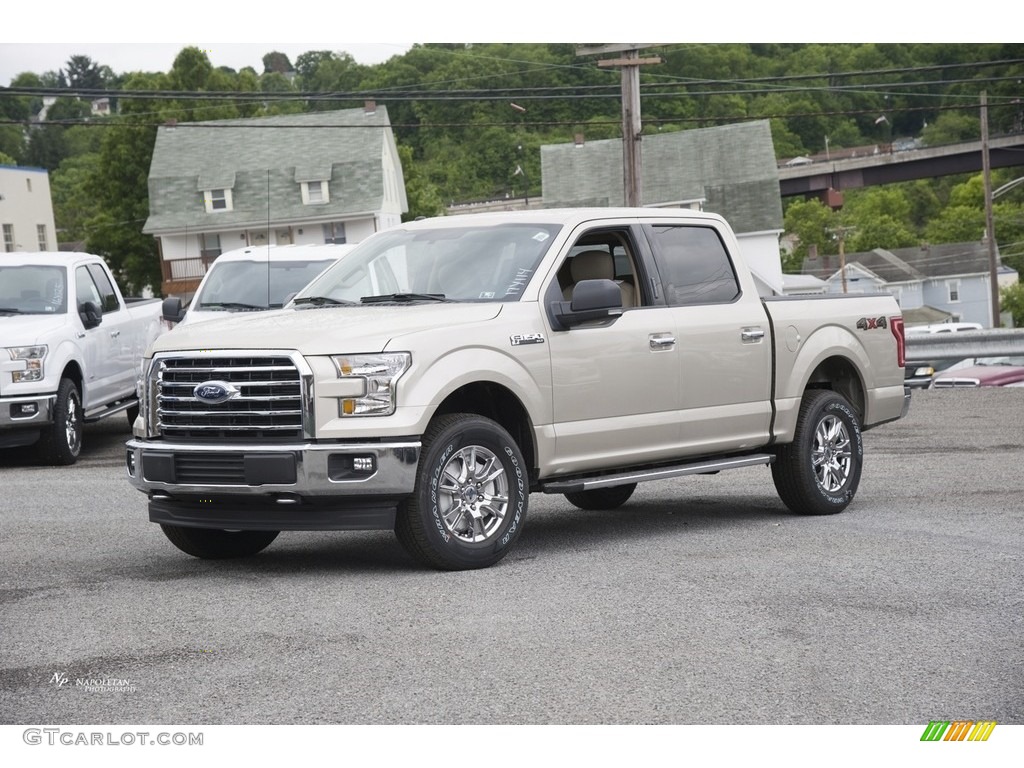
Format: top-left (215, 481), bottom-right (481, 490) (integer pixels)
top-left (86, 263), bottom-right (120, 312)
top-left (556, 229), bottom-right (643, 309)
top-left (75, 266), bottom-right (103, 309)
top-left (644, 225), bottom-right (740, 306)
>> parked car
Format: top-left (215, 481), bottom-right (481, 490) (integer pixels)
top-left (905, 358), bottom-right (961, 389)
top-left (930, 356), bottom-right (1024, 388)
top-left (906, 321), bottom-right (983, 335)
top-left (162, 243), bottom-right (355, 327)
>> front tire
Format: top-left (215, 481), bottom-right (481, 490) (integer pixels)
top-left (564, 483), bottom-right (637, 510)
top-left (37, 378), bottom-right (82, 465)
top-left (160, 525), bottom-right (279, 559)
top-left (772, 390), bottom-right (863, 515)
top-left (396, 413), bottom-right (528, 570)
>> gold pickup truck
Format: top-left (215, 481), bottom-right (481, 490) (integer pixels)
top-left (126, 208), bottom-right (911, 570)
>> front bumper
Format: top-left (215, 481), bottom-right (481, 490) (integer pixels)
top-left (0, 393), bottom-right (55, 428)
top-left (125, 438), bottom-right (421, 530)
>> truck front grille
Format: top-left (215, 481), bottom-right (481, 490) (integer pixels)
top-left (155, 354), bottom-right (307, 441)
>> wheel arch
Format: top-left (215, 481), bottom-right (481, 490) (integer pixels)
top-left (433, 381), bottom-right (538, 486)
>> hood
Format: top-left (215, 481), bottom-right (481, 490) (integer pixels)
top-left (934, 365), bottom-right (1024, 387)
top-left (0, 313), bottom-right (69, 345)
top-left (152, 303), bottom-right (504, 355)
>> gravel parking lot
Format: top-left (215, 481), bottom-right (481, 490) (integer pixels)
top-left (1, 389), bottom-right (1021, 738)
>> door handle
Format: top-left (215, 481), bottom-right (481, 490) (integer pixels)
top-left (649, 333), bottom-right (676, 350)
top-left (741, 327), bottom-right (765, 343)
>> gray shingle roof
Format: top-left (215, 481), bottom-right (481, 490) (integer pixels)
top-left (144, 108), bottom-right (400, 233)
top-left (540, 120), bottom-right (783, 234)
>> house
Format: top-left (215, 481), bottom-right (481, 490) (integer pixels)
top-left (540, 120), bottom-right (786, 294)
top-left (0, 165), bottom-right (58, 253)
top-left (143, 105), bottom-right (408, 297)
top-left (801, 242), bottom-right (1020, 328)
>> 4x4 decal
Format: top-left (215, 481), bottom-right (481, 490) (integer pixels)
top-left (856, 316), bottom-right (888, 331)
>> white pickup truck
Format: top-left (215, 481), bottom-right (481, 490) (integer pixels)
top-left (1, 252), bottom-right (166, 464)
top-left (126, 208), bottom-right (911, 569)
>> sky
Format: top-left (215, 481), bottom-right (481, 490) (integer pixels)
top-left (1, 3), bottom-right (988, 87)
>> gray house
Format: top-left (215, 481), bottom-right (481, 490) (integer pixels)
top-left (801, 242), bottom-right (1019, 328)
top-left (540, 120), bottom-right (786, 293)
top-left (143, 105), bottom-right (407, 296)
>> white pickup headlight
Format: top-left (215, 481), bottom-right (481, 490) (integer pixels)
top-left (6, 345), bottom-right (47, 383)
top-left (330, 352), bottom-right (411, 416)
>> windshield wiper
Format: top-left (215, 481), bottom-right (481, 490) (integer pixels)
top-left (0, 307), bottom-right (24, 315)
top-left (292, 295), bottom-right (357, 306)
top-left (360, 293), bottom-right (448, 304)
top-left (197, 301), bottom-right (267, 311)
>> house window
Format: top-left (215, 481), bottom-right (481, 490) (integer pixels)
top-left (3, 224), bottom-right (14, 252)
top-left (37, 224), bottom-right (48, 251)
top-left (302, 180), bottom-right (329, 205)
top-left (947, 280), bottom-right (960, 303)
top-left (205, 188), bottom-right (233, 213)
top-left (201, 233), bottom-right (221, 259)
top-left (323, 222), bottom-right (346, 244)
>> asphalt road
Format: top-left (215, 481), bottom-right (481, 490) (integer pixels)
top-left (1, 389), bottom-right (1021, 727)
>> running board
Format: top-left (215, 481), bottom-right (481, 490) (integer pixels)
top-left (84, 397), bottom-right (137, 423)
top-left (540, 453), bottom-right (775, 494)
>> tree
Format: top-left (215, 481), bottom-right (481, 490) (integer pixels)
top-left (397, 144), bottom-right (444, 220)
top-left (262, 52), bottom-right (293, 75)
top-left (782, 198), bottom-right (838, 271)
top-left (1000, 281), bottom-right (1024, 328)
top-left (62, 55), bottom-right (106, 90)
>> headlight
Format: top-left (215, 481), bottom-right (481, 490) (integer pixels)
top-left (330, 352), bottom-right (411, 416)
top-left (7, 345), bottom-right (47, 383)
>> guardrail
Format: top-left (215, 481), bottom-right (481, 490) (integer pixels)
top-left (905, 328), bottom-right (1024, 362)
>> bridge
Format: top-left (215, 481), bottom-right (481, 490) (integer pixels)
top-left (777, 134), bottom-right (1024, 204)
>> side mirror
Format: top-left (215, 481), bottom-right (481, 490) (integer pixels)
top-left (550, 279), bottom-right (623, 329)
top-left (162, 296), bottom-right (185, 323)
top-left (79, 300), bottom-right (103, 329)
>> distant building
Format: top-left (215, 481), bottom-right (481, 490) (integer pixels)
top-left (0, 165), bottom-right (58, 253)
top-left (143, 105), bottom-right (408, 296)
top-left (801, 242), bottom-right (1019, 328)
top-left (540, 120), bottom-right (786, 294)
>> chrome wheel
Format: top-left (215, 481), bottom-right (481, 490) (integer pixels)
top-left (812, 414), bottom-right (852, 493)
top-left (64, 391), bottom-right (82, 454)
top-left (438, 445), bottom-right (510, 543)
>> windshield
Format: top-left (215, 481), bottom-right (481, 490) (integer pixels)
top-left (297, 222), bottom-right (561, 304)
top-left (196, 260), bottom-right (336, 310)
top-left (0, 265), bottom-right (68, 315)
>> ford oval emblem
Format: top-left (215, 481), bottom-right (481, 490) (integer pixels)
top-left (193, 380), bottom-right (238, 404)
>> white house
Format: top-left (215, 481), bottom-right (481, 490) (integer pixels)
top-left (0, 165), bottom-right (58, 253)
top-left (143, 105), bottom-right (408, 297)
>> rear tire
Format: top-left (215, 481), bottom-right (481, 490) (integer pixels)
top-left (564, 483), bottom-right (637, 510)
top-left (37, 378), bottom-right (82, 466)
top-left (395, 413), bottom-right (527, 570)
top-left (160, 525), bottom-right (279, 559)
top-left (772, 390), bottom-right (863, 515)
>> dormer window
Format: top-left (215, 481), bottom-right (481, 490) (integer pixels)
top-left (302, 180), bottom-right (330, 205)
top-left (205, 188), bottom-right (233, 213)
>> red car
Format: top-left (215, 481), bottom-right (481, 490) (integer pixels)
top-left (930, 356), bottom-right (1024, 388)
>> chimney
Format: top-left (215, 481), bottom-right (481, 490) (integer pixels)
top-left (364, 100), bottom-right (376, 115)
top-left (574, 132), bottom-right (585, 147)
top-left (808, 243), bottom-right (819, 260)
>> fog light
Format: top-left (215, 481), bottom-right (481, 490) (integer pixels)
top-left (327, 454), bottom-right (378, 481)
top-left (14, 402), bottom-right (38, 417)
top-left (125, 449), bottom-right (136, 476)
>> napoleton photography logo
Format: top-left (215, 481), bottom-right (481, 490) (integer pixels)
top-left (921, 720), bottom-right (997, 742)
top-left (50, 671), bottom-right (136, 693)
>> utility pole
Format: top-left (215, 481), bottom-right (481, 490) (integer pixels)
top-left (828, 226), bottom-right (856, 293)
top-left (981, 91), bottom-right (1001, 328)
top-left (577, 45), bottom-right (661, 207)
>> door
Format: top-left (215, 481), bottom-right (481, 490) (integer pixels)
top-left (642, 223), bottom-right (773, 453)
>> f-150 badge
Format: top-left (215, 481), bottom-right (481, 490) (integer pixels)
top-left (510, 333), bottom-right (545, 346)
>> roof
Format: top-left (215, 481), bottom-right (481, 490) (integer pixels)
top-left (539, 120), bottom-right (783, 235)
top-left (143, 108), bottom-right (404, 234)
top-left (401, 206), bottom-right (734, 230)
top-left (211, 243), bottom-right (356, 264)
top-left (1, 251), bottom-right (104, 267)
top-left (802, 241), bottom-right (1007, 281)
